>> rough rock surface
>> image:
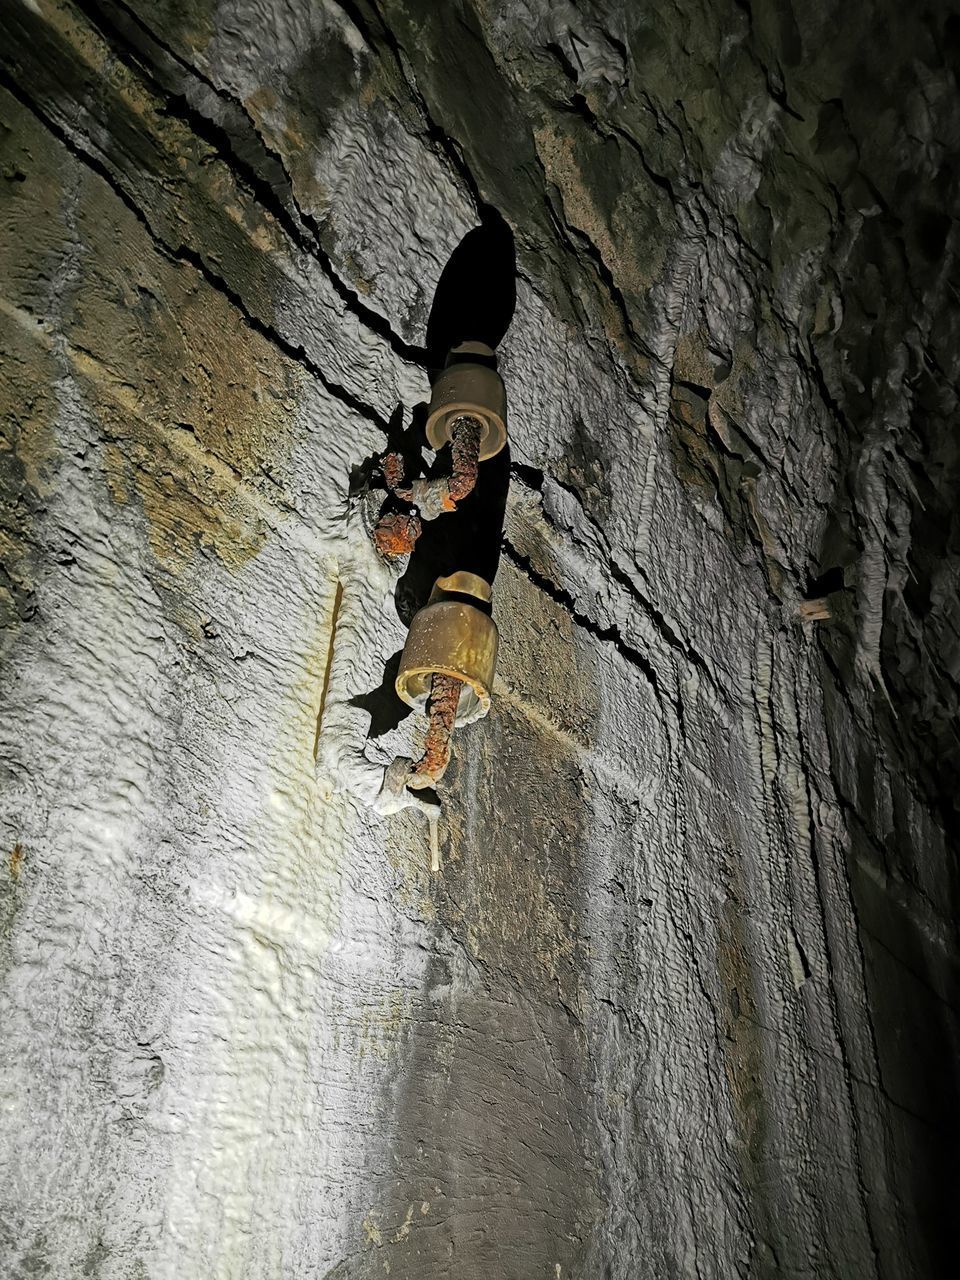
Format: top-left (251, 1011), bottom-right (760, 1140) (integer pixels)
top-left (2, 1), bottom-right (959, 1277)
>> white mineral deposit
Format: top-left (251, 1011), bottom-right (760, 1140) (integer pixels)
top-left (1, 2), bottom-right (957, 1277)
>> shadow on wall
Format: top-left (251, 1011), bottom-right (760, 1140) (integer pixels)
top-left (424, 204), bottom-right (516, 364)
top-left (349, 205), bottom-right (516, 739)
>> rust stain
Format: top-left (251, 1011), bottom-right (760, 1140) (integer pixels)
top-left (244, 85), bottom-right (331, 216)
top-left (2, 21), bottom-right (304, 575)
top-left (668, 381), bottom-right (717, 495)
top-left (667, 361), bottom-right (785, 595)
top-left (714, 840), bottom-right (771, 1226)
top-left (673, 328), bottom-right (719, 390)
top-left (64, 178), bottom-right (304, 570)
top-left (531, 120), bottom-right (653, 376)
top-left (314, 580), bottom-right (344, 760)
top-left (9, 843), bottom-right (23, 880)
top-left (1, 105), bottom-right (63, 639)
top-left (437, 584), bottom-right (594, 985)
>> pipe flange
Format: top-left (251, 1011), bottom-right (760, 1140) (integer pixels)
top-left (395, 574), bottom-right (499, 725)
top-left (425, 343), bottom-right (506, 462)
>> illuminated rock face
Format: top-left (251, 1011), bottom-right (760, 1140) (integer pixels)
top-left (1, 2), bottom-right (958, 1277)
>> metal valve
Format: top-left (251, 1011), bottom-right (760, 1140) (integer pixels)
top-left (425, 342), bottom-right (507, 462)
top-left (395, 572), bottom-right (499, 727)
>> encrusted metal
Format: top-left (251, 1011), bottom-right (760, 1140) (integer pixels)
top-left (371, 415), bottom-right (483, 553)
top-left (372, 509), bottom-right (421, 558)
top-left (381, 451), bottom-right (405, 493)
top-left (408, 672), bottom-right (463, 789)
top-left (425, 343), bottom-right (507, 461)
top-left (446, 414), bottom-right (483, 502)
top-left (395, 575), bottom-right (498, 726)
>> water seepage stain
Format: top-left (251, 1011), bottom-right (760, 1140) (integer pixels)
top-left (67, 175), bottom-right (303, 571)
top-left (2, 81), bottom-right (303, 578)
top-left (364, 582), bottom-right (603, 1278)
top-left (0, 113), bottom-right (60, 641)
top-left (715, 848), bottom-right (786, 1278)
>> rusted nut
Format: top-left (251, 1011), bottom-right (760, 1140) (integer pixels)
top-left (373, 510), bottom-right (422, 558)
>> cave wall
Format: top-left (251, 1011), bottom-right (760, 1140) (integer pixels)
top-left (2, 1), bottom-right (959, 1277)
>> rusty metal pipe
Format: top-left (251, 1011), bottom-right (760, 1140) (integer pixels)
top-left (408, 672), bottom-right (463, 789)
top-left (372, 416), bottom-right (483, 556)
top-left (446, 414), bottom-right (483, 503)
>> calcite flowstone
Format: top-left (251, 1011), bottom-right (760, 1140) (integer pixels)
top-left (1, 2), bottom-right (958, 1277)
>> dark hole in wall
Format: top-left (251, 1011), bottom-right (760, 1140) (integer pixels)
top-left (804, 565), bottom-right (845, 597)
top-left (943, 12), bottom-right (960, 67)
top-left (425, 203), bottom-right (516, 368)
top-left (915, 208), bottom-right (952, 262)
top-left (351, 206), bottom-right (516, 737)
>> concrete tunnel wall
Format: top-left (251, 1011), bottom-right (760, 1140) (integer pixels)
top-left (1, 1), bottom-right (959, 1276)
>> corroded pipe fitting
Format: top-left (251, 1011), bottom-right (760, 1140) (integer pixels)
top-left (395, 572), bottom-right (499, 725)
top-left (425, 342), bottom-right (507, 462)
top-left (408, 672), bottom-right (463, 790)
top-left (393, 414), bottom-right (483, 521)
top-left (372, 509), bottom-right (422, 558)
